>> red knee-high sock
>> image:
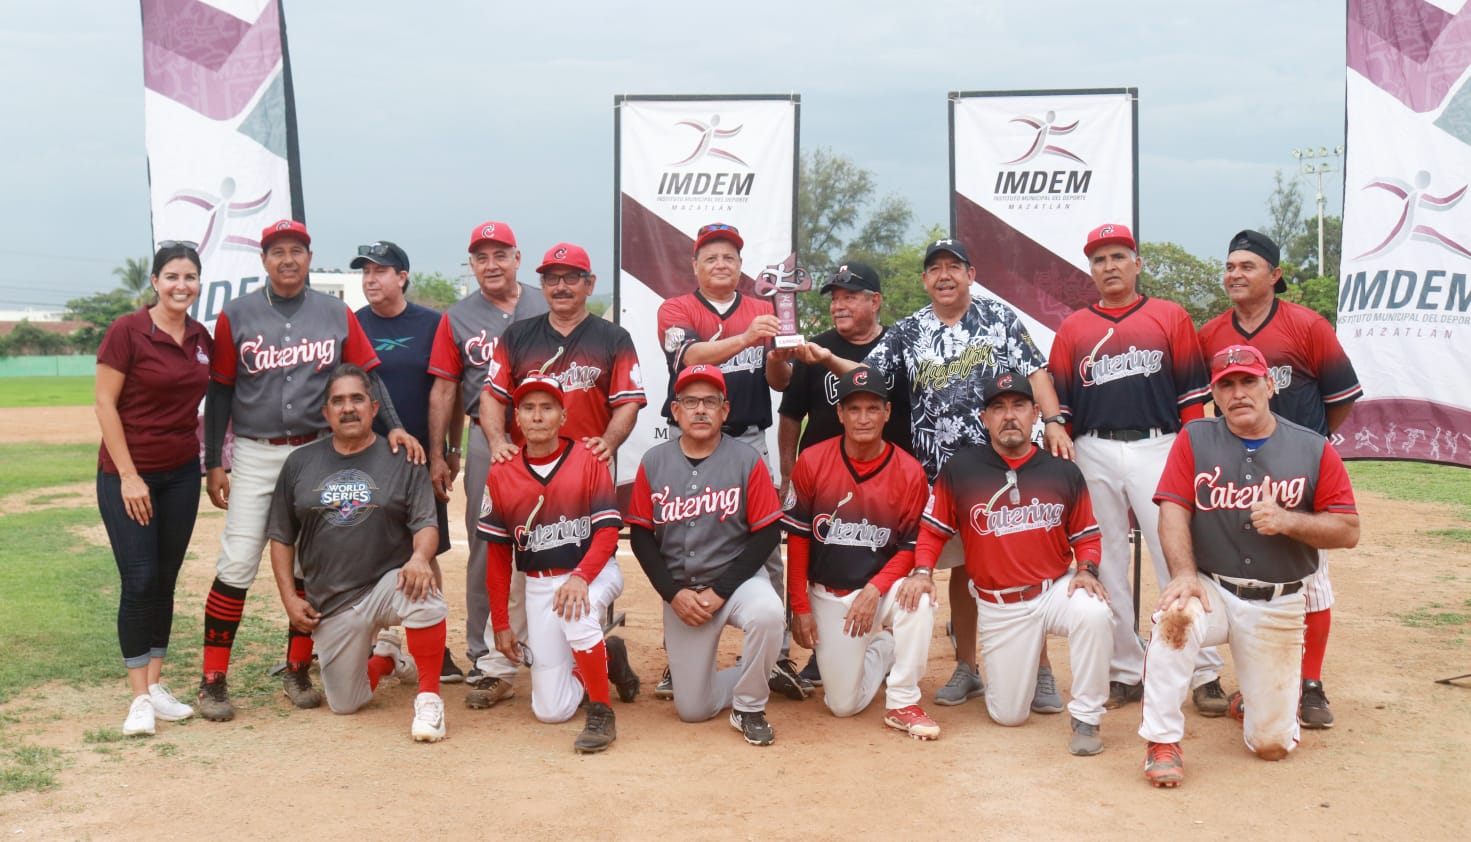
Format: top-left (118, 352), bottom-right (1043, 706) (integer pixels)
top-left (405, 621), bottom-right (447, 695)
top-left (202, 579), bottom-right (247, 677)
top-left (367, 655), bottom-right (395, 691)
top-left (573, 640), bottom-right (611, 706)
top-left (1302, 608), bottom-right (1331, 681)
top-left (286, 579), bottom-right (315, 669)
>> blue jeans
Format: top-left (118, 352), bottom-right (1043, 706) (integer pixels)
top-left (97, 462), bottom-right (201, 667)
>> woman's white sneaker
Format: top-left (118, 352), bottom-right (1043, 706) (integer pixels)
top-left (148, 683), bottom-right (195, 721)
top-left (123, 695), bottom-right (156, 736)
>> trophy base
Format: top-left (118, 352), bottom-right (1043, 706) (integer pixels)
top-left (774, 334), bottom-right (805, 349)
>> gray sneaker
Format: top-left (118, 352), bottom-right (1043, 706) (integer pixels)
top-left (1192, 678), bottom-right (1229, 717)
top-left (282, 663), bottom-right (324, 709)
top-left (934, 663), bottom-right (984, 706)
top-left (730, 709), bottom-right (775, 746)
top-left (464, 675), bottom-right (514, 709)
top-left (1032, 664), bottom-right (1064, 714)
top-left (654, 666), bottom-right (674, 700)
top-left (197, 673), bottom-right (234, 722)
top-left (1069, 717), bottom-right (1103, 756)
top-left (574, 702), bottom-right (617, 753)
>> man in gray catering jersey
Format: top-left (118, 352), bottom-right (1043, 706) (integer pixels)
top-left (426, 221), bottom-right (549, 706)
top-left (627, 365), bottom-right (787, 746)
top-left (267, 365), bottom-right (449, 742)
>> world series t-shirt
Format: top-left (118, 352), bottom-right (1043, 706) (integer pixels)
top-left (267, 436), bottom-right (437, 618)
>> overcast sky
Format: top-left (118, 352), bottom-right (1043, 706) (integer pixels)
top-left (0, 1), bottom-right (1347, 312)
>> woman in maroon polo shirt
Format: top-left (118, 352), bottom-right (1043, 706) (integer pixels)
top-left (95, 241), bottom-right (212, 736)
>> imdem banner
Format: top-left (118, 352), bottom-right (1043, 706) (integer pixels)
top-left (1339, 0), bottom-right (1471, 467)
top-left (141, 0), bottom-right (304, 328)
top-left (614, 95), bottom-right (798, 488)
top-left (950, 89), bottom-right (1137, 351)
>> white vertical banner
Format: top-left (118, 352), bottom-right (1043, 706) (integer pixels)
top-left (613, 95), bottom-right (798, 488)
top-left (950, 89), bottom-right (1137, 351)
top-left (141, 0), bottom-right (303, 330)
top-left (1338, 0), bottom-right (1471, 468)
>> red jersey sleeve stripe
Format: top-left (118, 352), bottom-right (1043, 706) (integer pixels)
top-left (609, 389), bottom-right (648, 405)
top-left (781, 513), bottom-right (813, 535)
top-left (921, 512), bottom-right (957, 536)
top-left (750, 509), bottom-right (784, 531)
top-left (1153, 490), bottom-right (1192, 509)
top-left (486, 381), bottom-right (512, 402)
top-left (1322, 384), bottom-right (1364, 404)
top-left (1068, 524), bottom-right (1101, 544)
top-left (625, 513), bottom-right (655, 529)
top-left (590, 509), bottom-right (623, 531)
top-left (1177, 385), bottom-right (1211, 406)
top-left (478, 523), bottom-right (512, 543)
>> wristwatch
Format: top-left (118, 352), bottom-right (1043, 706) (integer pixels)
top-left (910, 567), bottom-right (933, 577)
top-left (445, 446), bottom-right (462, 455)
top-left (1043, 415), bottom-right (1067, 426)
top-left (1081, 562), bottom-right (1100, 578)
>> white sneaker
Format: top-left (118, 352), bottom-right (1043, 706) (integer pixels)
top-left (123, 695), bottom-right (155, 736)
top-left (374, 630), bottom-right (418, 683)
top-left (411, 692), bottom-right (446, 742)
top-left (148, 683), bottom-right (195, 721)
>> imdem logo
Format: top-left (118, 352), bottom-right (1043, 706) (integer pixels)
top-left (657, 114), bottom-right (756, 201)
top-left (993, 110), bottom-right (1092, 203)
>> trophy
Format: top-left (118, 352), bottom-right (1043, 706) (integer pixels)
top-left (756, 252), bottom-right (811, 349)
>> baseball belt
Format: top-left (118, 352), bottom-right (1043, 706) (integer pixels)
top-left (973, 577), bottom-right (1054, 606)
top-left (525, 568), bottom-right (575, 579)
top-left (1088, 427), bottom-right (1164, 442)
top-left (1207, 573), bottom-right (1304, 602)
top-left (255, 432), bottom-right (322, 447)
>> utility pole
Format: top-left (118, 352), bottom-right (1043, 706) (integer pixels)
top-left (1291, 145), bottom-right (1344, 277)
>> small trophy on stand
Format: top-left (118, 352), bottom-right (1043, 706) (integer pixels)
top-left (756, 252), bottom-right (810, 349)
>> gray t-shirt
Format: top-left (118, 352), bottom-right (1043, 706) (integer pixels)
top-left (267, 436), bottom-right (437, 618)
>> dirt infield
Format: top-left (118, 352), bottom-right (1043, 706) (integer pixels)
top-left (2, 406), bottom-right (1467, 840)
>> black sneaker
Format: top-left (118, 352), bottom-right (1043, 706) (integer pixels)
top-left (654, 666), bottom-right (673, 701)
top-left (440, 648), bottom-right (465, 684)
top-left (730, 709), bottom-right (775, 746)
top-left (197, 673), bottom-right (234, 722)
top-left (769, 657), bottom-right (811, 701)
top-left (605, 636), bottom-right (640, 703)
top-left (1298, 679), bottom-right (1335, 729)
top-left (1104, 680), bottom-right (1143, 710)
top-left (282, 663), bottom-right (323, 709)
top-left (1192, 679), bottom-right (1229, 717)
top-left (798, 654), bottom-right (822, 688)
top-left (574, 702), bottom-right (617, 753)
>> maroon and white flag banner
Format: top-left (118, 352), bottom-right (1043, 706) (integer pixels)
top-left (614, 95), bottom-right (798, 487)
top-left (141, 0), bottom-right (304, 330)
top-left (950, 89), bottom-right (1137, 351)
top-left (1339, 0), bottom-right (1471, 467)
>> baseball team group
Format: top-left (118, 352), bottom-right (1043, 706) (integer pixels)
top-left (93, 212), bottom-right (1361, 787)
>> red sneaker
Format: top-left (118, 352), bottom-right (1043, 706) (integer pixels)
top-left (1145, 741), bottom-right (1184, 788)
top-left (1227, 691), bottom-right (1245, 724)
top-left (884, 705), bottom-right (941, 740)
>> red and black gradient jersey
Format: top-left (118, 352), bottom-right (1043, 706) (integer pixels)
top-left (782, 438), bottom-right (928, 599)
top-left (484, 314), bottom-right (647, 444)
top-left (1198, 299), bottom-right (1363, 436)
top-left (1049, 295), bottom-right (1210, 435)
top-left (921, 444), bottom-right (1101, 590)
top-left (657, 290), bottom-right (774, 430)
top-left (477, 437), bottom-right (622, 574)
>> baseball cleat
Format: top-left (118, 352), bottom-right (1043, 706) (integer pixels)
top-left (605, 635), bottom-right (640, 703)
top-left (282, 663), bottom-right (324, 709)
top-left (798, 654), bottom-right (822, 688)
top-left (1068, 717), bottom-right (1103, 756)
top-left (1104, 680), bottom-right (1143, 710)
top-left (1192, 679), bottom-right (1229, 717)
top-left (411, 692), bottom-right (446, 742)
top-left (654, 666), bottom-right (674, 700)
top-left (464, 675), bottom-right (514, 709)
top-left (1031, 665), bottom-right (1064, 714)
top-left (374, 631), bottom-right (418, 683)
top-left (197, 673), bottom-right (235, 722)
top-left (123, 695), bottom-right (156, 737)
top-left (884, 705), bottom-right (941, 740)
top-left (1227, 691), bottom-right (1245, 723)
top-left (439, 648), bottom-right (465, 684)
top-left (934, 663), bottom-right (984, 706)
top-left (1298, 679), bottom-right (1334, 729)
top-left (148, 682), bottom-right (194, 721)
top-left (574, 702), bottom-right (617, 754)
top-left (730, 709), bottom-right (775, 746)
top-left (769, 657), bottom-right (811, 701)
top-left (1144, 741), bottom-right (1184, 788)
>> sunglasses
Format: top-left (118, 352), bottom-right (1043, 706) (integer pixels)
top-left (1005, 470), bottom-right (1021, 506)
top-left (829, 268), bottom-right (872, 287)
top-left (357, 243), bottom-right (397, 259)
top-left (1210, 346), bottom-right (1268, 373)
top-left (157, 240), bottom-right (199, 251)
top-left (697, 222), bottom-right (740, 237)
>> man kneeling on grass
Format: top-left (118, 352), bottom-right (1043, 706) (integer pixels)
top-left (266, 364), bottom-right (449, 741)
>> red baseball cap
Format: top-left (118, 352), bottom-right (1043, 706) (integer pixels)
top-left (1083, 223), bottom-right (1136, 257)
top-left (535, 242), bottom-right (591, 275)
top-left (1209, 344), bottom-right (1270, 385)
top-left (261, 219), bottom-right (311, 251)
top-left (512, 374), bottom-right (564, 406)
top-left (692, 222), bottom-right (743, 255)
top-left (674, 364), bottom-right (727, 397)
top-left (468, 221), bottom-right (517, 252)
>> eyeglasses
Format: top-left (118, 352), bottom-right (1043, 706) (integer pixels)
top-left (517, 642), bottom-right (534, 667)
top-left (157, 240), bottom-right (199, 251)
top-left (540, 272), bottom-right (588, 287)
top-left (676, 395), bottom-right (725, 411)
top-left (1210, 346), bottom-right (1267, 373)
top-left (697, 222), bottom-right (740, 237)
top-left (1005, 470), bottom-right (1021, 505)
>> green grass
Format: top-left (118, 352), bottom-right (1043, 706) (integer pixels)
top-left (0, 376), bottom-right (94, 408)
top-left (0, 443), bottom-right (95, 498)
top-left (1427, 528), bottom-right (1471, 543)
top-left (1347, 461), bottom-right (1471, 515)
top-left (0, 745), bottom-right (62, 794)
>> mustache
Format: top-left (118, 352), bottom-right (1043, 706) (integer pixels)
top-left (339, 413), bottom-right (360, 423)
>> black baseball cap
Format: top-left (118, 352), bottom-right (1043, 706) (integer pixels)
top-left (350, 241), bottom-right (410, 273)
top-left (1227, 229), bottom-right (1285, 293)
top-left (924, 238), bottom-right (971, 268)
top-left (820, 261), bottom-right (881, 295)
top-left (834, 366), bottom-right (888, 402)
top-left (982, 370), bottom-right (1034, 406)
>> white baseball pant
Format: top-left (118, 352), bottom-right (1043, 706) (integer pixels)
top-left (1139, 575), bottom-right (1305, 758)
top-left (1074, 433), bottom-right (1224, 688)
top-left (974, 572), bottom-right (1112, 726)
top-left (466, 427), bottom-right (529, 674)
top-left (523, 559), bottom-right (624, 724)
top-left (313, 567), bottom-right (449, 714)
top-left (215, 436), bottom-right (306, 588)
top-left (808, 584), bottom-right (935, 716)
top-left (1304, 551), bottom-right (1333, 612)
top-left (664, 575), bottom-right (784, 722)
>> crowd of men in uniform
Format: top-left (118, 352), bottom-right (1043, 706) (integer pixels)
top-left (198, 215), bottom-right (1361, 786)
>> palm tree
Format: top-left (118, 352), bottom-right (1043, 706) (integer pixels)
top-left (113, 256), bottom-right (151, 306)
